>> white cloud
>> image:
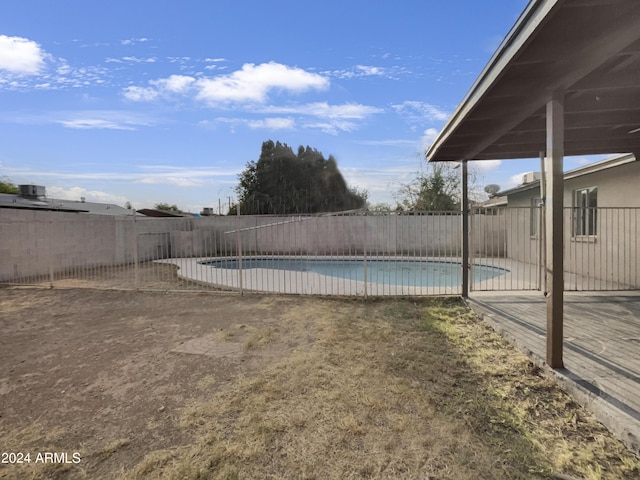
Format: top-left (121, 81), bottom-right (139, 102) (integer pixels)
top-left (0, 35), bottom-right (47, 74)
top-left (122, 56), bottom-right (156, 63)
top-left (392, 101), bottom-right (449, 123)
top-left (1, 109), bottom-right (155, 129)
top-left (260, 102), bottom-right (382, 119)
top-left (204, 58), bottom-right (227, 70)
top-left (328, 64), bottom-right (386, 79)
top-left (204, 101), bottom-right (381, 134)
top-left (206, 113), bottom-right (360, 134)
top-left (121, 37), bottom-right (149, 45)
top-left (419, 128), bottom-right (439, 152)
top-left (356, 65), bottom-right (385, 76)
top-left (134, 165), bottom-right (239, 188)
top-left (330, 64), bottom-right (404, 80)
top-left (150, 74), bottom-right (195, 93)
top-left (247, 117), bottom-right (295, 130)
top-left (124, 62), bottom-right (329, 105)
top-left (123, 85), bottom-right (159, 101)
top-left (341, 164), bottom-right (424, 204)
top-left (137, 176), bottom-right (205, 187)
top-left (7, 165), bottom-right (240, 186)
top-left (56, 63), bottom-right (72, 75)
top-left (107, 55), bottom-right (157, 64)
top-left (47, 186), bottom-right (129, 205)
top-left (52, 110), bottom-right (154, 130)
top-left (304, 102), bottom-right (381, 119)
top-left (302, 120), bottom-right (358, 135)
top-left (200, 99), bottom-right (381, 135)
top-left (506, 172), bottom-right (530, 189)
top-left (473, 159), bottom-right (502, 172)
top-left (57, 118), bottom-right (135, 130)
top-left (195, 62), bottom-right (329, 104)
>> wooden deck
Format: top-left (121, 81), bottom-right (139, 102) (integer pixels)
top-left (467, 291), bottom-right (640, 455)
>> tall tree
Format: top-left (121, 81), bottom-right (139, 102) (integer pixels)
top-left (395, 162), bottom-right (480, 211)
top-left (234, 140), bottom-right (366, 214)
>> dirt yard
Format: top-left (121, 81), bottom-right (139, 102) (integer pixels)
top-left (0, 287), bottom-right (638, 479)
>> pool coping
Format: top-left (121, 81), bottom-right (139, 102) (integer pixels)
top-left (156, 255), bottom-right (524, 296)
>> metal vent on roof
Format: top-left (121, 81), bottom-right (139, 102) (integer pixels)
top-left (522, 172), bottom-right (540, 184)
top-left (18, 184), bottom-right (46, 198)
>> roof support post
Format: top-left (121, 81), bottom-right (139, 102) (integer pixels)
top-left (461, 160), bottom-right (470, 298)
top-left (545, 95), bottom-right (564, 369)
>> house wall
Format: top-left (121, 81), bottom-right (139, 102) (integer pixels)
top-left (506, 160), bottom-right (640, 209)
top-left (504, 160), bottom-right (640, 288)
top-left (563, 161), bottom-right (640, 208)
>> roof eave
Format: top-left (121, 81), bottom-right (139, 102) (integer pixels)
top-left (426, 0), bottom-right (560, 162)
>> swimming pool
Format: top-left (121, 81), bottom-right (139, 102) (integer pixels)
top-left (199, 257), bottom-right (507, 288)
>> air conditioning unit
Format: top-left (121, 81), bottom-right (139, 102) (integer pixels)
top-left (18, 184), bottom-right (46, 198)
top-left (522, 172), bottom-right (540, 184)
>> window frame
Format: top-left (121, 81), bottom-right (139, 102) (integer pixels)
top-left (572, 186), bottom-right (598, 237)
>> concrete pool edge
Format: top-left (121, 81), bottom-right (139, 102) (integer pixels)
top-left (155, 255), bottom-right (523, 296)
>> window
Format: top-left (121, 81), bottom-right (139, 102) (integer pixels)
top-left (573, 187), bottom-right (597, 236)
top-left (530, 197), bottom-right (542, 236)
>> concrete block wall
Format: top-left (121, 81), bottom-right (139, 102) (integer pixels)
top-left (1, 209), bottom-right (507, 282)
top-left (1, 209), bottom-right (120, 281)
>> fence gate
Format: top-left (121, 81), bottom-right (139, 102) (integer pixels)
top-left (470, 207), bottom-right (543, 292)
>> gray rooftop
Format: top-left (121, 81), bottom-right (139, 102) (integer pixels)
top-left (0, 193), bottom-right (137, 216)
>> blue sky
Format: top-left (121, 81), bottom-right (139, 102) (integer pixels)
top-left (0, 0), bottom-right (603, 212)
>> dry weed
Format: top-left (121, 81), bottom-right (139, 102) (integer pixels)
top-left (123, 297), bottom-right (640, 479)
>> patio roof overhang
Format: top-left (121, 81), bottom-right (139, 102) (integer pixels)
top-left (426, 0), bottom-right (640, 370)
top-left (426, 0), bottom-right (640, 163)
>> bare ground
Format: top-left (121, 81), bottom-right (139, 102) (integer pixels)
top-left (0, 287), bottom-right (638, 480)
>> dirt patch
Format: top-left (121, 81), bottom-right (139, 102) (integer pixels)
top-left (0, 288), bottom-right (638, 479)
top-left (0, 288), bottom-right (302, 479)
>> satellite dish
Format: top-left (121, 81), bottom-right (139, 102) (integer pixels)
top-left (484, 184), bottom-right (501, 195)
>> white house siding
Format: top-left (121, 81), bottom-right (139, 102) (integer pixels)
top-left (503, 159), bottom-right (640, 289)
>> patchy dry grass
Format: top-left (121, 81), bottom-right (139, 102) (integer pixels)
top-left (122, 297), bottom-right (639, 480)
top-left (1, 290), bottom-right (637, 479)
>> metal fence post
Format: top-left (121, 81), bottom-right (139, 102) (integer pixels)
top-left (461, 161), bottom-right (470, 298)
top-left (49, 219), bottom-right (54, 287)
top-left (236, 205), bottom-right (243, 295)
top-left (133, 209), bottom-right (139, 290)
top-left (363, 214), bottom-right (368, 299)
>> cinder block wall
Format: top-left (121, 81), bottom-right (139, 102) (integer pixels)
top-left (1, 210), bottom-right (506, 282)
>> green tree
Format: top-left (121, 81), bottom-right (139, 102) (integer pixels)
top-left (0, 176), bottom-right (19, 194)
top-left (234, 140), bottom-right (366, 214)
top-left (395, 162), bottom-right (473, 212)
top-left (153, 202), bottom-right (181, 212)
top-left (396, 162), bottom-right (486, 211)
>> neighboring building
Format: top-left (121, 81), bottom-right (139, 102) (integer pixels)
top-left (136, 208), bottom-right (186, 218)
top-left (0, 184), bottom-right (138, 216)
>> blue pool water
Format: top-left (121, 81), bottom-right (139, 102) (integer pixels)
top-left (199, 258), bottom-right (507, 287)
